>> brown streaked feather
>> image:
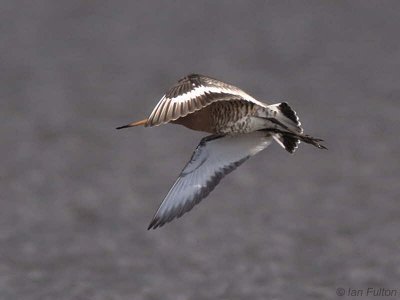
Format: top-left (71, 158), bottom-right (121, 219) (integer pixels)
top-left (183, 101), bottom-right (188, 116)
top-left (155, 101), bottom-right (167, 124)
top-left (198, 94), bottom-right (207, 107)
top-left (146, 74), bottom-right (266, 127)
top-left (187, 98), bottom-right (193, 112)
top-left (163, 101), bottom-right (171, 121)
top-left (172, 102), bottom-right (178, 120)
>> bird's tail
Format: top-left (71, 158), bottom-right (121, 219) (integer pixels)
top-left (265, 102), bottom-right (326, 153)
top-left (267, 102), bottom-right (303, 134)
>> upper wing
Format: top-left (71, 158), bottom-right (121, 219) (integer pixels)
top-left (146, 74), bottom-right (267, 127)
top-left (148, 131), bottom-right (273, 229)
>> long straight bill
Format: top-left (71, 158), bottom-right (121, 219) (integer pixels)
top-left (116, 119), bottom-right (147, 130)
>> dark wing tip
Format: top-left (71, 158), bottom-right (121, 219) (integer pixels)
top-left (177, 73), bottom-right (202, 83)
top-left (147, 217), bottom-right (160, 230)
top-left (147, 219), bottom-right (158, 230)
top-left (185, 73), bottom-right (202, 79)
top-left (147, 216), bottom-right (167, 230)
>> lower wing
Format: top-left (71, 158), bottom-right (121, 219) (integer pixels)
top-left (148, 131), bottom-right (273, 229)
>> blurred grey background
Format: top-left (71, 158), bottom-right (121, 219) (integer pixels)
top-left (1, 1), bottom-right (399, 299)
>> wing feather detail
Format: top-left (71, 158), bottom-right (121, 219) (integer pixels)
top-left (148, 131), bottom-right (273, 229)
top-left (146, 74), bottom-right (267, 127)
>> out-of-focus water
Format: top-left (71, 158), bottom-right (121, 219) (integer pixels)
top-left (1, 1), bottom-right (400, 299)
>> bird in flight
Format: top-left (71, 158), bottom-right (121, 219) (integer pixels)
top-left (117, 74), bottom-right (326, 229)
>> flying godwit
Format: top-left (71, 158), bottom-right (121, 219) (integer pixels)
top-left (117, 74), bottom-right (326, 229)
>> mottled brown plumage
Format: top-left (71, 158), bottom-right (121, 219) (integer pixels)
top-left (171, 100), bottom-right (258, 134)
top-left (117, 74), bottom-right (326, 229)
